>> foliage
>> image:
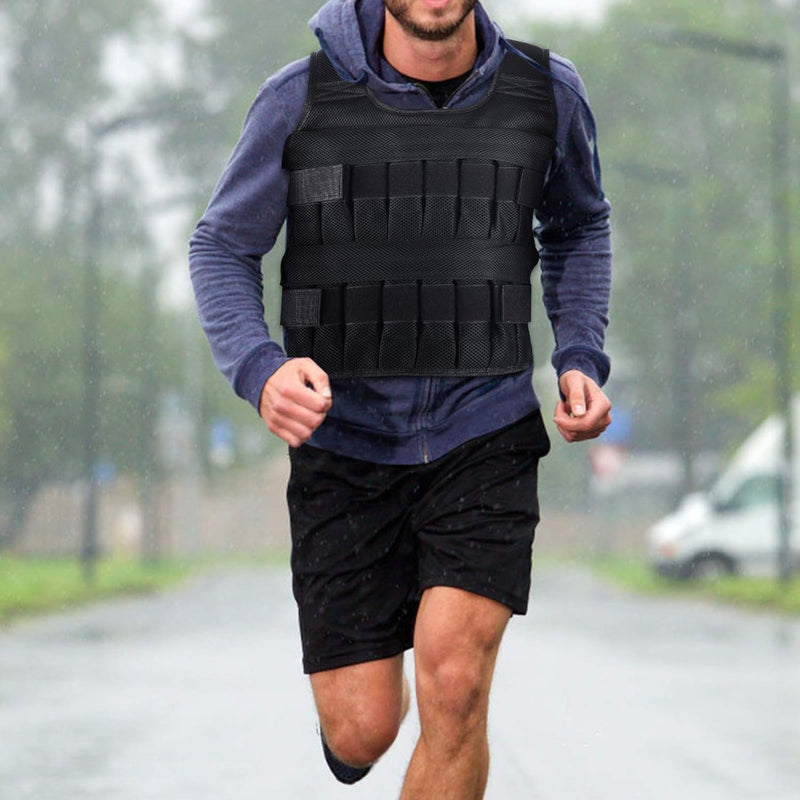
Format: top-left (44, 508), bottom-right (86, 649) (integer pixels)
top-left (591, 555), bottom-right (800, 614)
top-left (0, 0), bottom-right (309, 546)
top-left (0, 555), bottom-right (192, 623)
top-left (162, 0), bottom-right (321, 198)
top-left (0, 244), bottom-right (85, 485)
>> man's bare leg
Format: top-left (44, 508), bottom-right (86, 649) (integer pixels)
top-left (311, 653), bottom-right (410, 769)
top-left (400, 587), bottom-right (511, 800)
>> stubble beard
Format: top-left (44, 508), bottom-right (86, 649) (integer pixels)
top-left (384, 0), bottom-right (478, 42)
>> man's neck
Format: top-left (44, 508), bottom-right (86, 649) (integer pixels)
top-left (382, 10), bottom-right (478, 82)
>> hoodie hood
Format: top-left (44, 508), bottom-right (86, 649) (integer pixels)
top-left (308, 0), bottom-right (506, 95)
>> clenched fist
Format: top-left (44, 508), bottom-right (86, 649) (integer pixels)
top-left (259, 358), bottom-right (332, 448)
top-left (553, 370), bottom-right (611, 443)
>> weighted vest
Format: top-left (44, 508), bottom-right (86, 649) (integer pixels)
top-left (280, 42), bottom-right (557, 378)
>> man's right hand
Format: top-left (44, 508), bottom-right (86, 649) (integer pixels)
top-left (259, 358), bottom-right (332, 448)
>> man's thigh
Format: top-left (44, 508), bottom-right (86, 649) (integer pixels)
top-left (412, 586), bottom-right (512, 723)
top-left (310, 654), bottom-right (406, 732)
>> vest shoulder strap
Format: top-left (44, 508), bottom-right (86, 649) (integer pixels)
top-left (505, 40), bottom-right (551, 72)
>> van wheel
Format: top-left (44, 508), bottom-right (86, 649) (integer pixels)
top-left (689, 554), bottom-right (736, 581)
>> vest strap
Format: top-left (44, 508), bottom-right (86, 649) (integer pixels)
top-left (288, 161), bottom-right (543, 208)
top-left (281, 240), bottom-right (536, 286)
top-left (285, 126), bottom-right (553, 172)
top-left (281, 281), bottom-right (531, 328)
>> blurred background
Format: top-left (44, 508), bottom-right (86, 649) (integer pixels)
top-left (0, 0), bottom-right (797, 577)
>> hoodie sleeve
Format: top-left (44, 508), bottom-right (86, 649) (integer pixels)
top-left (535, 57), bottom-right (612, 389)
top-left (188, 60), bottom-right (309, 412)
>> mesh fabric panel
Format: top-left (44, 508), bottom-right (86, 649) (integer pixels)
top-left (321, 199), bottom-right (353, 243)
top-left (457, 322), bottom-right (492, 370)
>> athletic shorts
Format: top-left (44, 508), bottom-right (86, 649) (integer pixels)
top-left (286, 409), bottom-right (551, 674)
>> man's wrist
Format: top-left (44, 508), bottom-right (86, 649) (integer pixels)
top-left (553, 347), bottom-right (610, 391)
top-left (235, 345), bottom-right (290, 412)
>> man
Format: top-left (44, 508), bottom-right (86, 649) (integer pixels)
top-left (189, 0), bottom-right (611, 796)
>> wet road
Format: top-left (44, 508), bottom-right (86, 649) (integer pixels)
top-left (1, 564), bottom-right (798, 800)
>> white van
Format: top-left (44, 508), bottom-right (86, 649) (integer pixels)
top-left (647, 398), bottom-right (800, 580)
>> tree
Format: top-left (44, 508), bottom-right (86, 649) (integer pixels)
top-left (523, 0), bottom-right (799, 459)
top-left (0, 1), bottom-right (323, 548)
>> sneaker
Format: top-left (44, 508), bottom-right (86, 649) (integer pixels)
top-left (320, 731), bottom-right (372, 785)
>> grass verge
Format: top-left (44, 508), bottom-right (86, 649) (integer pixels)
top-left (0, 556), bottom-right (193, 624)
top-left (591, 557), bottom-right (800, 615)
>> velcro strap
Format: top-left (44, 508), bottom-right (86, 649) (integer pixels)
top-left (517, 169), bottom-right (541, 208)
top-left (345, 284), bottom-right (381, 324)
top-left (383, 283), bottom-right (418, 322)
top-left (460, 162), bottom-right (495, 199)
top-left (351, 163), bottom-right (387, 199)
top-left (496, 166), bottom-right (520, 203)
top-left (285, 282), bottom-right (529, 327)
top-left (420, 283), bottom-right (455, 322)
top-left (388, 162), bottom-right (424, 198)
top-left (281, 288), bottom-right (321, 327)
top-left (500, 284), bottom-right (531, 323)
top-left (288, 165), bottom-right (345, 206)
top-left (456, 283), bottom-right (491, 322)
top-left (425, 161), bottom-right (459, 197)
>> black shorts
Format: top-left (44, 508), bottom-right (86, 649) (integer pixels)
top-left (287, 410), bottom-right (551, 673)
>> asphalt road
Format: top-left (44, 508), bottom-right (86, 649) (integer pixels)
top-left (1, 564), bottom-right (798, 800)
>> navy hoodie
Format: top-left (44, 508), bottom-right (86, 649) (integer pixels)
top-left (189, 0), bottom-right (611, 464)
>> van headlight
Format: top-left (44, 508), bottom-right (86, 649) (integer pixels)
top-left (656, 540), bottom-right (679, 559)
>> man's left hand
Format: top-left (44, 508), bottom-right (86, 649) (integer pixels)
top-left (553, 370), bottom-right (612, 443)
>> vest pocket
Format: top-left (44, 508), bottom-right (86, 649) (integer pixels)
top-left (388, 197), bottom-right (423, 239)
top-left (289, 204), bottom-right (321, 245)
top-left (379, 282), bottom-right (418, 371)
top-left (321, 199), bottom-right (353, 243)
top-left (417, 322), bottom-right (456, 371)
top-left (344, 324), bottom-right (380, 372)
top-left (388, 162), bottom-right (423, 240)
top-left (353, 198), bottom-right (388, 240)
top-left (457, 323), bottom-right (492, 370)
top-left (285, 327), bottom-right (315, 364)
top-left (421, 195), bottom-right (456, 238)
top-left (489, 324), bottom-right (518, 369)
top-left (379, 322), bottom-right (417, 370)
top-left (493, 203), bottom-right (520, 241)
top-left (457, 161), bottom-right (495, 239)
top-left (352, 163), bottom-right (388, 240)
top-left (313, 326), bottom-right (343, 374)
top-left (343, 284), bottom-right (381, 373)
top-left (416, 283), bottom-right (456, 371)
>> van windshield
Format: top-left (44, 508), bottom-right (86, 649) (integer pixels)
top-left (712, 474), bottom-right (780, 513)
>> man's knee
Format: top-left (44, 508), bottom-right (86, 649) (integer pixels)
top-left (416, 654), bottom-right (485, 722)
top-left (413, 588), bottom-right (510, 728)
top-left (312, 656), bottom-right (406, 766)
top-left (322, 710), bottom-right (401, 766)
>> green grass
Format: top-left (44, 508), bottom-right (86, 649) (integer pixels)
top-left (0, 556), bottom-right (193, 623)
top-left (591, 557), bottom-right (800, 615)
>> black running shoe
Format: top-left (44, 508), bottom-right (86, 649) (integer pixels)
top-left (321, 732), bottom-right (372, 785)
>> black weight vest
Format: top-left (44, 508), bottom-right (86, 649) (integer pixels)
top-left (280, 42), bottom-right (557, 378)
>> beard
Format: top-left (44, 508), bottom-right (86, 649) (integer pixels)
top-left (384, 0), bottom-right (478, 42)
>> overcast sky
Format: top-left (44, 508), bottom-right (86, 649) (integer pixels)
top-left (160, 0), bottom-right (613, 31)
top-left (493, 0), bottom-right (611, 24)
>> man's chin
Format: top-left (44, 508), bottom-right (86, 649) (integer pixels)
top-left (385, 0), bottom-right (477, 42)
